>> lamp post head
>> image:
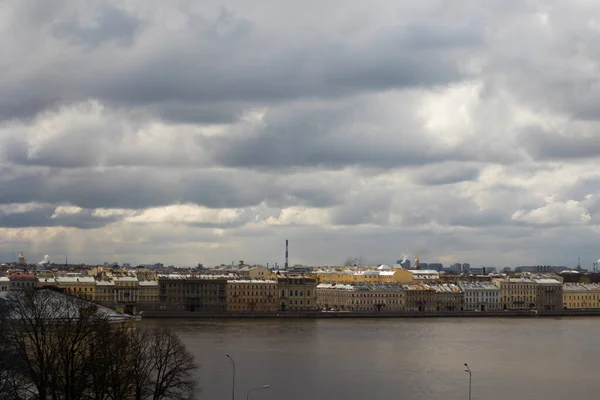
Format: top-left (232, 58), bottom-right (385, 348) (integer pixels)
top-left (262, 385), bottom-right (270, 389)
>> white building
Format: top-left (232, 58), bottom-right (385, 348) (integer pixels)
top-left (0, 277), bottom-right (9, 292)
top-left (459, 282), bottom-right (500, 311)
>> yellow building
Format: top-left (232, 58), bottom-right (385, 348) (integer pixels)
top-left (403, 284), bottom-right (437, 311)
top-left (113, 276), bottom-right (139, 314)
top-left (493, 278), bottom-right (536, 310)
top-left (55, 276), bottom-right (96, 300)
top-left (276, 274), bottom-right (318, 311)
top-left (563, 284), bottom-right (600, 309)
top-left (226, 280), bottom-right (278, 312)
top-left (138, 280), bottom-right (159, 310)
top-left (95, 280), bottom-right (115, 305)
top-left (316, 283), bottom-right (405, 312)
top-left (312, 266), bottom-right (418, 284)
top-left (37, 277), bottom-right (57, 288)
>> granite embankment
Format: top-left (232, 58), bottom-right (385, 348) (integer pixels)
top-left (141, 310), bottom-right (600, 318)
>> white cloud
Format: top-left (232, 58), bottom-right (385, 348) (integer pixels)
top-left (512, 200), bottom-right (592, 226)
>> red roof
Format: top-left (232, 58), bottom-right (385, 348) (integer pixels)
top-left (9, 273), bottom-right (36, 280)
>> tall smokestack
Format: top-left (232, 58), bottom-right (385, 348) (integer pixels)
top-left (285, 240), bottom-right (289, 268)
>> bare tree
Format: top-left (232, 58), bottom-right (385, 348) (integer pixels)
top-left (0, 289), bottom-right (199, 400)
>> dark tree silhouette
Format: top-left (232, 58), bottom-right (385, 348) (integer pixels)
top-left (0, 289), bottom-right (199, 400)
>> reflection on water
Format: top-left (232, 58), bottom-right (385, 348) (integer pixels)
top-left (140, 318), bottom-right (600, 400)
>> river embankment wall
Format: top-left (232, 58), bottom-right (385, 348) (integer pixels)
top-left (140, 310), bottom-right (600, 319)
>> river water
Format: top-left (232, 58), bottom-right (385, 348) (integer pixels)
top-left (140, 317), bottom-right (600, 400)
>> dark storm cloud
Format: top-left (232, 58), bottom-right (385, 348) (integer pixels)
top-left (52, 6), bottom-right (141, 47)
top-left (200, 101), bottom-right (457, 170)
top-left (413, 164), bottom-right (481, 185)
top-left (521, 128), bottom-right (600, 160)
top-left (447, 210), bottom-right (510, 227)
top-left (0, 166), bottom-right (350, 211)
top-left (0, 2), bottom-right (485, 124)
top-left (0, 207), bottom-right (121, 229)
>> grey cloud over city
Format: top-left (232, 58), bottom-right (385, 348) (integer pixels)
top-left (2, 0), bottom-right (600, 268)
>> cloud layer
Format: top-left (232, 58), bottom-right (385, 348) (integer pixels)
top-left (2, 0), bottom-right (600, 268)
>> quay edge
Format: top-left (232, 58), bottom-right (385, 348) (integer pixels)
top-left (139, 310), bottom-right (600, 319)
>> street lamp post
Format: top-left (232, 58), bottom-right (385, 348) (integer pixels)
top-left (464, 363), bottom-right (472, 400)
top-left (247, 385), bottom-right (270, 400)
top-left (226, 354), bottom-right (236, 400)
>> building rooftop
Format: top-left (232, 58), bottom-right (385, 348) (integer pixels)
top-left (56, 277), bottom-right (96, 284)
top-left (459, 282), bottom-right (499, 290)
top-left (138, 280), bottom-right (159, 286)
top-left (113, 276), bottom-right (139, 282)
top-left (534, 278), bottom-right (562, 285)
top-left (563, 283), bottom-right (600, 291)
top-left (95, 280), bottom-right (115, 286)
top-left (0, 289), bottom-right (136, 323)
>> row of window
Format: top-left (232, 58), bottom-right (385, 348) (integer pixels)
top-left (282, 290), bottom-right (312, 297)
top-left (229, 285), bottom-right (276, 290)
top-left (231, 291), bottom-right (275, 296)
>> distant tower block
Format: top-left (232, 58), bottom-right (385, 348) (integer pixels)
top-left (285, 240), bottom-right (289, 268)
top-left (415, 252), bottom-right (420, 270)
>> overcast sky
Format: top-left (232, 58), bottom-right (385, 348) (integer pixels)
top-left (2, 0), bottom-right (600, 268)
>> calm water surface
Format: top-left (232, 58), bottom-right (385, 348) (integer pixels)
top-left (140, 317), bottom-right (600, 400)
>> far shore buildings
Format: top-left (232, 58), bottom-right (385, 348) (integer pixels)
top-left (316, 283), bottom-right (405, 312)
top-left (158, 275), bottom-right (227, 312)
top-left (312, 265), bottom-right (440, 285)
top-left (276, 273), bottom-right (318, 311)
top-left (459, 282), bottom-right (500, 311)
top-left (227, 280), bottom-right (278, 312)
top-left (563, 284), bottom-right (600, 309)
top-left (0, 263), bottom-right (593, 314)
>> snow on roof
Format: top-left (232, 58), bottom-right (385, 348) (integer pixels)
top-left (534, 278), bottom-right (561, 285)
top-left (138, 280), bottom-right (158, 286)
top-left (56, 277), bottom-right (96, 283)
top-left (0, 289), bottom-right (136, 323)
top-left (113, 276), bottom-right (139, 282)
top-left (95, 280), bottom-right (115, 286)
top-left (459, 282), bottom-right (499, 290)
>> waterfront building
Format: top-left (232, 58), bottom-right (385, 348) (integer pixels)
top-left (276, 273), bottom-right (318, 311)
top-left (402, 284), bottom-right (437, 311)
top-left (55, 276), bottom-right (96, 300)
top-left (9, 273), bottom-right (37, 291)
top-left (562, 284), bottom-right (600, 309)
top-left (114, 276), bottom-right (140, 314)
top-left (534, 278), bottom-right (563, 310)
top-left (138, 280), bottom-right (160, 310)
top-left (493, 278), bottom-right (536, 310)
top-left (431, 284), bottom-right (463, 311)
top-left (459, 282), bottom-right (500, 311)
top-left (37, 277), bottom-right (57, 289)
top-left (95, 280), bottom-right (116, 306)
top-left (226, 280), bottom-right (278, 312)
top-left (316, 283), bottom-right (404, 312)
top-left (158, 276), bottom-right (227, 312)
